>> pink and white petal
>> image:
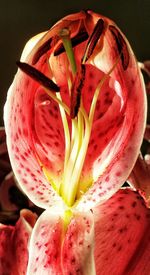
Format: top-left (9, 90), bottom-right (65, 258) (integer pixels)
top-left (27, 209), bottom-right (95, 275)
top-left (4, 74), bottom-right (65, 210)
top-left (93, 188), bottom-right (150, 275)
top-left (62, 212), bottom-right (95, 275)
top-left (27, 209), bottom-right (63, 275)
top-left (0, 209), bottom-right (37, 275)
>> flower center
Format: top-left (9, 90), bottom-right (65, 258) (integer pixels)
top-left (47, 29), bottom-right (118, 207)
top-left (17, 26), bottom-right (119, 208)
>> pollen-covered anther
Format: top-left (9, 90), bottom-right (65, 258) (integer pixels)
top-left (16, 61), bottom-right (60, 92)
top-left (54, 31), bottom-right (89, 56)
top-left (70, 65), bottom-right (86, 118)
top-left (109, 25), bottom-right (129, 70)
top-left (82, 18), bottom-right (105, 63)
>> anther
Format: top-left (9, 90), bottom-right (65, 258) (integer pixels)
top-left (109, 25), bottom-right (129, 70)
top-left (16, 61), bottom-right (60, 92)
top-left (82, 19), bottom-right (105, 63)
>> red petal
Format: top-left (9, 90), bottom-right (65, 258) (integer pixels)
top-left (0, 209), bottom-right (37, 275)
top-left (76, 59), bottom-right (146, 209)
top-left (77, 31), bottom-right (146, 209)
top-left (27, 209), bottom-right (95, 274)
top-left (94, 188), bottom-right (150, 274)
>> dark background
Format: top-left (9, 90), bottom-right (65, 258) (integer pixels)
top-left (0, 0), bottom-right (150, 125)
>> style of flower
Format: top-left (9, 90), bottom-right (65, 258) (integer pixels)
top-left (2, 10), bottom-right (149, 274)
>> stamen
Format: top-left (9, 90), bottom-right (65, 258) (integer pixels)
top-left (109, 25), bottom-right (129, 70)
top-left (54, 31), bottom-right (89, 56)
top-left (32, 37), bottom-right (52, 65)
top-left (29, 22), bottom-right (121, 208)
top-left (57, 28), bottom-right (82, 186)
top-left (89, 57), bottom-right (120, 124)
top-left (57, 30), bottom-right (119, 206)
top-left (60, 117), bottom-right (80, 199)
top-left (59, 28), bottom-right (77, 75)
top-left (75, 59), bottom-right (120, 199)
top-left (70, 65), bottom-right (86, 118)
top-left (62, 107), bottom-right (90, 207)
top-left (63, 59), bottom-right (120, 206)
top-left (43, 87), bottom-right (69, 114)
top-left (56, 93), bottom-right (71, 173)
top-left (82, 19), bottom-right (104, 63)
top-left (16, 61), bottom-right (60, 92)
top-left (46, 58), bottom-right (71, 175)
top-left (77, 107), bottom-right (84, 150)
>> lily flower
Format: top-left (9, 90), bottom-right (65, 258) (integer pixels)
top-left (4, 10), bottom-right (147, 274)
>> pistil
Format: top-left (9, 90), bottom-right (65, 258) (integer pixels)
top-left (57, 30), bottom-right (91, 206)
top-left (59, 28), bottom-right (77, 75)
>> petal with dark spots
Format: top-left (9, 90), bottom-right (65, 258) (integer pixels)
top-left (27, 209), bottom-right (94, 275)
top-left (4, 71), bottom-right (65, 209)
top-left (94, 188), bottom-right (150, 275)
top-left (76, 62), bottom-right (146, 210)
